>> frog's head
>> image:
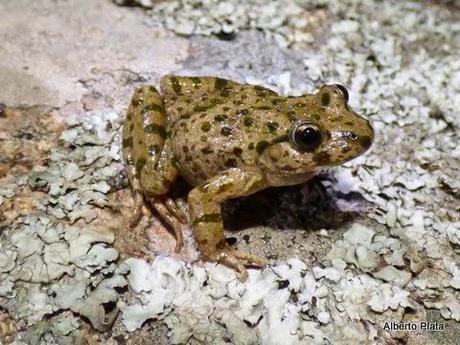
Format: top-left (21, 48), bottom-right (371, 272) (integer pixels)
top-left (259, 84), bottom-right (374, 184)
top-left (289, 84), bottom-right (374, 166)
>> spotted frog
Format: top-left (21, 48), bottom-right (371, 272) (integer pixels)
top-left (122, 76), bottom-right (374, 280)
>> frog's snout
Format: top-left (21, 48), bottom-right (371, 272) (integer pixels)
top-left (358, 131), bottom-right (373, 151)
top-left (327, 115), bottom-right (374, 165)
top-left (358, 117), bottom-right (374, 152)
top-left (344, 116), bottom-right (374, 155)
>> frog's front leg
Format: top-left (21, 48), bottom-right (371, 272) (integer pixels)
top-left (188, 168), bottom-right (268, 280)
top-left (122, 86), bottom-right (185, 251)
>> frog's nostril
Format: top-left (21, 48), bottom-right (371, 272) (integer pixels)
top-left (340, 131), bottom-right (358, 141)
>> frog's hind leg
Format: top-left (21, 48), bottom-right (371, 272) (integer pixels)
top-left (122, 86), bottom-right (161, 227)
top-left (122, 86), bottom-right (185, 251)
top-left (188, 168), bottom-right (269, 281)
top-left (141, 139), bottom-right (185, 252)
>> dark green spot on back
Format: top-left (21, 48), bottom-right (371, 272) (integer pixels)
top-left (170, 77), bottom-right (182, 94)
top-left (145, 123), bottom-right (167, 139)
top-left (142, 103), bottom-right (165, 115)
top-left (271, 98), bottom-right (282, 105)
top-left (233, 147), bottom-right (243, 156)
top-left (310, 114), bottom-right (321, 121)
top-left (272, 134), bottom-right (288, 144)
top-left (254, 85), bottom-right (276, 96)
top-left (122, 137), bottom-right (133, 148)
top-left (191, 77), bottom-right (202, 89)
top-left (243, 116), bottom-right (254, 127)
top-left (131, 98), bottom-right (142, 107)
top-left (214, 114), bottom-right (227, 122)
top-left (214, 78), bottom-right (229, 96)
top-left (201, 122), bottom-right (212, 132)
top-left (256, 105), bottom-right (272, 110)
top-left (330, 116), bottom-right (344, 122)
top-left (287, 110), bottom-right (296, 122)
top-left (256, 140), bottom-right (270, 154)
top-left (135, 157), bottom-right (146, 174)
top-left (194, 104), bottom-right (210, 112)
top-left (266, 121), bottom-right (279, 134)
top-left (201, 147), bottom-right (213, 154)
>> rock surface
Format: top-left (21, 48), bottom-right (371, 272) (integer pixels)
top-left (0, 0), bottom-right (459, 344)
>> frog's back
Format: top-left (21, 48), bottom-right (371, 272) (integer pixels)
top-left (160, 76), bottom-right (290, 186)
top-left (160, 75), bottom-right (278, 123)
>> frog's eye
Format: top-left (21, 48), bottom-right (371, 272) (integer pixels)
top-left (290, 121), bottom-right (322, 151)
top-left (335, 84), bottom-right (349, 102)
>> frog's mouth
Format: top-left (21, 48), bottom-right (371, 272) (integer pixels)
top-left (311, 149), bottom-right (360, 167)
top-left (265, 170), bottom-right (319, 187)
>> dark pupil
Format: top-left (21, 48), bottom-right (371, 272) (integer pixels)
top-left (298, 127), bottom-right (321, 149)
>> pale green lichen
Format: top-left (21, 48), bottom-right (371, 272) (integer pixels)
top-left (2, 0), bottom-right (460, 343)
top-left (0, 216), bottom-right (127, 333)
top-left (116, 0), bottom-right (314, 48)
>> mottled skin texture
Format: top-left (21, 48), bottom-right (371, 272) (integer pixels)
top-left (122, 75), bottom-right (374, 280)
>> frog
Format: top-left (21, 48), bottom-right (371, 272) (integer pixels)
top-left (122, 75), bottom-right (374, 280)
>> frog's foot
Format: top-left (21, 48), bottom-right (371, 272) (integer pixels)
top-left (209, 247), bottom-right (268, 282)
top-left (151, 197), bottom-right (184, 252)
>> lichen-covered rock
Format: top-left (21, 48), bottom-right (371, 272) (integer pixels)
top-left (0, 216), bottom-right (127, 335)
top-left (115, 0), bottom-right (317, 48)
top-left (1, 0), bottom-right (459, 343)
top-left (373, 266), bottom-right (412, 288)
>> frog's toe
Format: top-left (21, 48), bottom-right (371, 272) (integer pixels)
top-left (229, 249), bottom-right (268, 268)
top-left (164, 197), bottom-right (188, 224)
top-left (211, 250), bottom-right (248, 281)
top-left (174, 232), bottom-right (184, 253)
top-left (129, 191), bottom-right (144, 227)
top-left (151, 198), bottom-right (185, 252)
top-left (210, 248), bottom-right (268, 281)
